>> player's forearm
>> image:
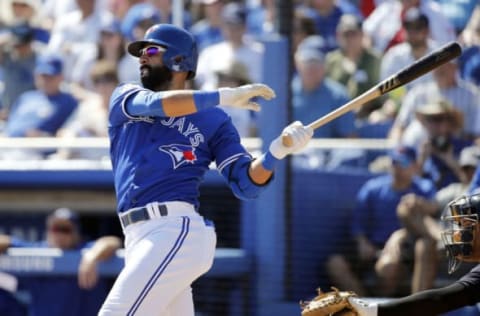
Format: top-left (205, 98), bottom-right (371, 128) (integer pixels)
top-left (83, 236), bottom-right (122, 263)
top-left (126, 90), bottom-right (220, 117)
top-left (249, 157), bottom-right (274, 185)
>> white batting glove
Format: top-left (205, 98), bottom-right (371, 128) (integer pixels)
top-left (218, 83), bottom-right (276, 111)
top-left (347, 297), bottom-right (379, 316)
top-left (269, 121), bottom-right (313, 159)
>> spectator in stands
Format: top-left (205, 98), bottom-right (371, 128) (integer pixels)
top-left (292, 35), bottom-right (357, 138)
top-left (413, 100), bottom-right (472, 190)
top-left (380, 8), bottom-right (438, 93)
top-left (214, 59), bottom-right (257, 137)
top-left (120, 2), bottom-right (161, 84)
top-left (324, 14), bottom-right (387, 138)
top-left (291, 9), bottom-right (318, 54)
top-left (54, 59), bottom-right (118, 159)
top-left (245, 0), bottom-right (277, 37)
top-left (434, 0), bottom-right (477, 35)
top-left (326, 14), bottom-right (381, 109)
top-left (149, 0), bottom-right (193, 30)
top-left (0, 207), bottom-right (122, 316)
top-left (0, 22), bottom-right (37, 120)
top-left (389, 60), bottom-right (480, 145)
top-left (71, 17), bottom-right (129, 89)
top-left (190, 0), bottom-right (225, 53)
top-left (0, 0), bottom-right (49, 44)
top-left (195, 2), bottom-right (264, 90)
top-left (362, 0), bottom-right (455, 54)
top-left (297, 0), bottom-right (348, 53)
top-left (376, 145), bottom-right (480, 297)
top-left (457, 6), bottom-right (480, 86)
top-left (3, 54), bottom-right (77, 140)
top-left (326, 145), bottom-right (436, 297)
top-left (46, 0), bottom-right (114, 83)
top-left (327, 146), bottom-right (435, 296)
top-left (37, 0), bottom-right (77, 31)
top-left (434, 145), bottom-right (480, 211)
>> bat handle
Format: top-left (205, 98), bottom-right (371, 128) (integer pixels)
top-left (281, 123), bottom-right (314, 147)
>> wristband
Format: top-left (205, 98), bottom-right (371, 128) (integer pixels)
top-left (260, 151), bottom-right (279, 171)
top-left (193, 91), bottom-right (220, 111)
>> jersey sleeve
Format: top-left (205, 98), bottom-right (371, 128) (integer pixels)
top-left (109, 83), bottom-right (149, 127)
top-left (210, 117), bottom-right (271, 200)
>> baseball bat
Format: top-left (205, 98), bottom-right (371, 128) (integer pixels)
top-left (282, 41), bottom-right (462, 146)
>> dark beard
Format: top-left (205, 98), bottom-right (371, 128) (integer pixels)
top-left (141, 65), bottom-right (173, 91)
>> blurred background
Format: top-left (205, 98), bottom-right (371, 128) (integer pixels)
top-left (0, 0), bottom-right (480, 315)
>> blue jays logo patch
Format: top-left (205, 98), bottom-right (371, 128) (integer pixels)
top-left (159, 144), bottom-right (197, 169)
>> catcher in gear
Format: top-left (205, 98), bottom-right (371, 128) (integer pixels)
top-left (302, 192), bottom-right (480, 316)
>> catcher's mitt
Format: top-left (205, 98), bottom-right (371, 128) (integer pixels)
top-left (300, 287), bottom-right (358, 316)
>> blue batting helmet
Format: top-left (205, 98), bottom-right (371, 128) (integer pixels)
top-left (127, 24), bottom-right (198, 79)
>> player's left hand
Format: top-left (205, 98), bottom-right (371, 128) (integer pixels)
top-left (218, 83), bottom-right (276, 111)
top-left (78, 252), bottom-right (99, 289)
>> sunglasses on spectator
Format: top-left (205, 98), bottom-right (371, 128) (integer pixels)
top-left (48, 225), bottom-right (74, 234)
top-left (139, 45), bottom-right (165, 57)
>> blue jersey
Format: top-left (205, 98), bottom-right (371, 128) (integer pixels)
top-left (5, 90), bottom-right (78, 137)
top-left (108, 83), bottom-right (265, 213)
top-left (351, 174), bottom-right (436, 246)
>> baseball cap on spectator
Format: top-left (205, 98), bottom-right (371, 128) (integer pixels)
top-left (90, 60), bottom-right (119, 85)
top-left (337, 14), bottom-right (362, 33)
top-left (221, 2), bottom-right (247, 25)
top-left (34, 54), bottom-right (63, 76)
top-left (47, 207), bottom-right (80, 228)
top-left (415, 100), bottom-right (463, 130)
top-left (121, 3), bottom-right (161, 41)
top-left (402, 7), bottom-right (429, 30)
top-left (9, 22), bottom-right (34, 46)
top-left (295, 35), bottom-right (326, 63)
top-left (390, 145), bottom-right (417, 168)
top-left (215, 59), bottom-right (251, 85)
top-left (459, 146), bottom-right (480, 168)
top-left (101, 17), bottom-right (122, 35)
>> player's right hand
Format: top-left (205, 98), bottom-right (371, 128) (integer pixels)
top-left (269, 121), bottom-right (313, 159)
top-left (218, 83), bottom-right (276, 111)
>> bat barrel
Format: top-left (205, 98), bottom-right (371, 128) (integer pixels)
top-left (281, 41), bottom-right (462, 147)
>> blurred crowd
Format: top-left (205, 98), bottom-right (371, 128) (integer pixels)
top-left (1, 0), bottom-right (480, 301)
top-left (0, 0), bottom-right (478, 153)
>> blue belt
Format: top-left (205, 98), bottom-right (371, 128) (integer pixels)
top-left (120, 204), bottom-right (168, 228)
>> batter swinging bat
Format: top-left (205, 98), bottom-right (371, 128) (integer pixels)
top-left (282, 41), bottom-right (462, 146)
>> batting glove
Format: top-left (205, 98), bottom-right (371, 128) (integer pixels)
top-left (218, 84), bottom-right (276, 111)
top-left (269, 121), bottom-right (313, 160)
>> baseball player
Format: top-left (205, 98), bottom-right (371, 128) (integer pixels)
top-left (344, 193), bottom-right (480, 316)
top-left (99, 23), bottom-right (313, 315)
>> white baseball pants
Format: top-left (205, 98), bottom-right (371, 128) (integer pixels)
top-left (98, 202), bottom-right (216, 316)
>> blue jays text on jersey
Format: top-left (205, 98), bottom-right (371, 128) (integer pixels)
top-left (108, 83), bottom-right (270, 214)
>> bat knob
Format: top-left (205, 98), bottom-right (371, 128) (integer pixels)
top-left (281, 134), bottom-right (294, 147)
